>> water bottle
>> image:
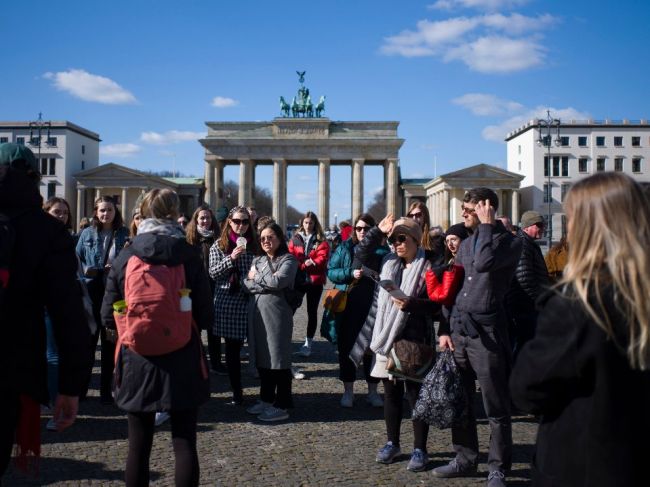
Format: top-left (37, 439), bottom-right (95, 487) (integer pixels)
top-left (179, 288), bottom-right (192, 312)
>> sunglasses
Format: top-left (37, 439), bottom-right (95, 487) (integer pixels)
top-left (408, 211), bottom-right (423, 218)
top-left (461, 206), bottom-right (476, 215)
top-left (231, 218), bottom-right (250, 225)
top-left (388, 233), bottom-right (409, 245)
top-left (355, 226), bottom-right (369, 232)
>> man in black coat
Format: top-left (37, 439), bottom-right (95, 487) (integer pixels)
top-left (0, 143), bottom-right (93, 477)
top-left (505, 211), bottom-right (549, 361)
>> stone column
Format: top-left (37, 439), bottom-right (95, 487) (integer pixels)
top-left (238, 159), bottom-right (253, 206)
top-left (512, 190), bottom-right (520, 226)
top-left (204, 159), bottom-right (215, 206)
top-left (214, 160), bottom-right (224, 209)
top-left (318, 158), bottom-right (330, 228)
top-left (76, 187), bottom-right (83, 231)
top-left (121, 187), bottom-right (128, 215)
top-left (385, 158), bottom-right (399, 216)
top-left (95, 188), bottom-right (101, 200)
top-left (351, 158), bottom-right (364, 220)
top-left (442, 189), bottom-right (450, 229)
top-left (273, 159), bottom-right (287, 231)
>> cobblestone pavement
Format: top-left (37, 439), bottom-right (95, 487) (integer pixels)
top-left (5, 301), bottom-right (535, 486)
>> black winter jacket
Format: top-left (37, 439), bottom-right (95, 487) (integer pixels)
top-left (101, 232), bottom-right (213, 412)
top-left (505, 229), bottom-right (549, 314)
top-left (0, 167), bottom-right (93, 403)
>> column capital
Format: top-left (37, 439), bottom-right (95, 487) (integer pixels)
top-left (317, 157), bottom-right (331, 164)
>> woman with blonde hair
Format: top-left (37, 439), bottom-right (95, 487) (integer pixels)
top-left (101, 188), bottom-right (212, 486)
top-left (510, 172), bottom-right (650, 487)
top-left (406, 201), bottom-right (444, 261)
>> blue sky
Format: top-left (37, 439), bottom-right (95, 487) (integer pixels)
top-left (3, 0), bottom-right (649, 221)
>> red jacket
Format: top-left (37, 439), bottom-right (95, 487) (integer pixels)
top-left (288, 233), bottom-right (330, 286)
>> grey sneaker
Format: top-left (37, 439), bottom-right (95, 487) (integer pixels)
top-left (375, 441), bottom-right (401, 464)
top-left (258, 406), bottom-right (289, 422)
top-left (406, 448), bottom-right (427, 472)
top-left (487, 470), bottom-right (506, 487)
top-left (432, 458), bottom-right (478, 478)
top-left (246, 400), bottom-right (271, 415)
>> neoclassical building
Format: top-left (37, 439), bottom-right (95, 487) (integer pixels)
top-left (200, 118), bottom-right (404, 230)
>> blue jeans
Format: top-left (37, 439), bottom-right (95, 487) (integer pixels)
top-left (45, 313), bottom-right (59, 405)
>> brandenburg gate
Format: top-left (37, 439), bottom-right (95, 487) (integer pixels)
top-left (199, 74), bottom-right (404, 230)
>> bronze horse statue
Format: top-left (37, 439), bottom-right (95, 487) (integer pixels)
top-left (279, 96), bottom-right (291, 117)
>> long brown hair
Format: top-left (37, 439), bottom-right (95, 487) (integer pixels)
top-left (217, 206), bottom-right (258, 254)
top-left (186, 204), bottom-right (219, 246)
top-left (561, 172), bottom-right (650, 370)
top-left (92, 195), bottom-right (124, 230)
top-left (300, 211), bottom-right (325, 242)
top-left (407, 201), bottom-right (432, 250)
top-left (43, 196), bottom-right (72, 230)
top-left (351, 213), bottom-right (376, 244)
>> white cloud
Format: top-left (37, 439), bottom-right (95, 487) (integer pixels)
top-left (293, 192), bottom-right (315, 202)
top-left (43, 69), bottom-right (136, 104)
top-left (211, 96), bottom-right (239, 108)
top-left (100, 143), bottom-right (141, 157)
top-left (380, 13), bottom-right (556, 73)
top-left (429, 0), bottom-right (530, 11)
top-left (452, 93), bottom-right (523, 116)
top-left (140, 130), bottom-right (204, 145)
top-left (482, 106), bottom-right (591, 142)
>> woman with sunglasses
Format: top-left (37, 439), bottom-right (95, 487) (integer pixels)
top-left (406, 201), bottom-right (435, 251)
top-left (323, 213), bottom-right (389, 408)
top-left (289, 211), bottom-right (330, 357)
top-left (244, 222), bottom-right (298, 421)
top-left (351, 213), bottom-right (441, 473)
top-left (208, 206), bottom-right (257, 406)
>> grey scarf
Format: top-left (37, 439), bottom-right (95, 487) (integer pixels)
top-left (369, 248), bottom-right (430, 356)
top-left (138, 218), bottom-right (185, 238)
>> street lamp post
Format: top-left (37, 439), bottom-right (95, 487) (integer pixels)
top-left (29, 112), bottom-right (52, 173)
top-left (536, 110), bottom-right (561, 250)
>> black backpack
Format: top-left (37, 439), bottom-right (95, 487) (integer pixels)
top-left (0, 212), bottom-right (16, 310)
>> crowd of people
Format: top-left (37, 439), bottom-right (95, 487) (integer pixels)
top-left (1, 142), bottom-right (649, 486)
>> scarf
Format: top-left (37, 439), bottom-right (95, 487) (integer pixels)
top-left (197, 227), bottom-right (214, 239)
top-left (368, 247), bottom-right (430, 356)
top-left (137, 218), bottom-right (185, 238)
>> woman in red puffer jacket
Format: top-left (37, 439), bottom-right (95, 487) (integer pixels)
top-left (288, 211), bottom-right (330, 357)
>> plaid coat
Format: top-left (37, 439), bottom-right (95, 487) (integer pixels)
top-left (208, 243), bottom-right (254, 340)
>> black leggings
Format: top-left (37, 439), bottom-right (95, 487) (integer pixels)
top-left (224, 339), bottom-right (243, 400)
top-left (382, 379), bottom-right (429, 451)
top-left (259, 368), bottom-right (293, 409)
top-left (305, 285), bottom-right (323, 339)
top-left (126, 409), bottom-right (199, 487)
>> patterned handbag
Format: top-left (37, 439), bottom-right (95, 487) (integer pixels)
top-left (412, 349), bottom-right (468, 429)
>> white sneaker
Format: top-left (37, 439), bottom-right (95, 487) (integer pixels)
top-left (246, 400), bottom-right (271, 415)
top-left (154, 412), bottom-right (170, 426)
top-left (46, 418), bottom-right (58, 432)
top-left (292, 367), bottom-right (306, 380)
top-left (367, 391), bottom-right (384, 408)
top-left (340, 390), bottom-right (354, 408)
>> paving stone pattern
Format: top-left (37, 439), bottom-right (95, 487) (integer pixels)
top-left (5, 300), bottom-right (535, 486)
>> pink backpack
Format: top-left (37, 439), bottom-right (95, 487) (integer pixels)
top-left (114, 256), bottom-right (192, 356)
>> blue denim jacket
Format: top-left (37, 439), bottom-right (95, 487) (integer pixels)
top-left (76, 225), bottom-right (129, 282)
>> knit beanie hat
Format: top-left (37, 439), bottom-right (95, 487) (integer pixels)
top-left (0, 143), bottom-right (38, 172)
top-left (390, 217), bottom-right (422, 244)
top-left (445, 223), bottom-right (469, 240)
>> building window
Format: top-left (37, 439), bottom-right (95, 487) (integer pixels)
top-left (0, 137), bottom-right (7, 144)
top-left (596, 136), bottom-right (605, 147)
top-left (29, 136), bottom-right (41, 146)
top-left (47, 182), bottom-right (56, 199)
top-left (561, 156), bottom-right (569, 176)
top-left (597, 157), bottom-right (606, 171)
top-left (552, 157), bottom-right (560, 177)
top-left (614, 158), bottom-right (624, 172)
top-left (518, 145), bottom-right (521, 155)
top-left (40, 158), bottom-right (47, 175)
top-left (578, 158), bottom-right (588, 172)
top-left (632, 158), bottom-right (642, 173)
top-left (561, 183), bottom-right (571, 202)
top-left (578, 136), bottom-right (587, 147)
top-left (542, 135), bottom-right (551, 147)
top-left (546, 156), bottom-right (569, 177)
top-left (518, 161), bottom-right (521, 171)
top-left (614, 136), bottom-right (623, 147)
top-left (16, 137), bottom-right (25, 145)
top-left (82, 145), bottom-right (86, 155)
top-left (544, 156), bottom-right (549, 177)
top-left (543, 184), bottom-right (551, 203)
top-left (47, 136), bottom-right (57, 146)
top-left (632, 136), bottom-right (641, 147)
top-left (49, 158), bottom-right (56, 176)
top-left (81, 160), bottom-right (85, 170)
top-left (560, 136), bottom-right (569, 146)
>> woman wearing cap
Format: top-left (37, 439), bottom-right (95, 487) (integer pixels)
top-left (323, 213), bottom-right (389, 408)
top-left (187, 205), bottom-right (226, 375)
top-left (289, 211), bottom-right (330, 357)
top-left (352, 213), bottom-right (441, 473)
top-left (208, 206), bottom-right (257, 406)
top-left (76, 195), bottom-right (129, 404)
top-left (510, 172), bottom-right (650, 486)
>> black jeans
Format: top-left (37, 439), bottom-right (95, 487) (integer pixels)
top-left (126, 409), bottom-right (199, 487)
top-left (224, 339), bottom-right (243, 400)
top-left (305, 285), bottom-right (323, 339)
top-left (258, 368), bottom-right (292, 409)
top-left (383, 379), bottom-right (429, 450)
